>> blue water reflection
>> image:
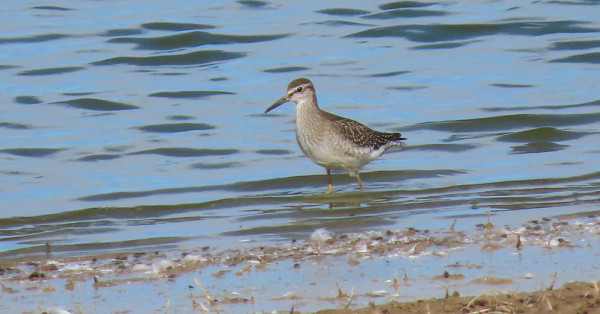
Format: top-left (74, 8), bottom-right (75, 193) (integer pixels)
top-left (1, 0), bottom-right (599, 261)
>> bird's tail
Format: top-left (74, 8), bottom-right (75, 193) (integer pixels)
top-left (388, 132), bottom-right (406, 142)
top-left (380, 132), bottom-right (406, 151)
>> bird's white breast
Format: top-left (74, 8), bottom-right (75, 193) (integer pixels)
top-left (296, 114), bottom-right (383, 172)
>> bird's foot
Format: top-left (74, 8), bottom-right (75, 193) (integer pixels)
top-left (325, 185), bottom-right (334, 194)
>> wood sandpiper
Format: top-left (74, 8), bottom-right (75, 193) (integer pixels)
top-left (265, 78), bottom-right (406, 193)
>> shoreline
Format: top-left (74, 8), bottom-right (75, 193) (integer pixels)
top-left (315, 280), bottom-right (600, 313)
top-left (1, 210), bottom-right (599, 312)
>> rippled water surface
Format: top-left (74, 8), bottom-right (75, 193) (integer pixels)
top-left (1, 0), bottom-right (600, 262)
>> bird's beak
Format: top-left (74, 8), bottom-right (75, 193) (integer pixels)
top-left (264, 96), bottom-right (289, 113)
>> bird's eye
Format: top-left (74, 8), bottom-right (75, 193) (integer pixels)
top-left (296, 87), bottom-right (303, 93)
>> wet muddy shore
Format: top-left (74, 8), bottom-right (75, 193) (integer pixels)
top-left (1, 210), bottom-right (599, 313)
top-left (317, 281), bottom-right (600, 313)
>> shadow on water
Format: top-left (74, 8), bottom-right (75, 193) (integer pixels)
top-left (73, 169), bottom-right (461, 201)
top-left (483, 98), bottom-right (600, 112)
top-left (404, 113), bottom-right (600, 133)
top-left (1, 166), bottom-right (599, 260)
top-left (52, 98), bottom-right (139, 111)
top-left (108, 31), bottom-right (287, 50)
top-left (346, 21), bottom-right (599, 42)
top-left (91, 50), bottom-right (246, 66)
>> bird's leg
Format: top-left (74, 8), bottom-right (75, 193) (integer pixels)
top-left (326, 168), bottom-right (334, 194)
top-left (355, 171), bottom-right (365, 192)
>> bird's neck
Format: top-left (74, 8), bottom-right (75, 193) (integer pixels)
top-left (296, 95), bottom-right (320, 117)
top-left (295, 95), bottom-right (322, 137)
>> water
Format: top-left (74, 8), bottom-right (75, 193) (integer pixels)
top-left (1, 0), bottom-right (600, 263)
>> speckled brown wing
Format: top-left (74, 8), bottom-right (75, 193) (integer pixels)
top-left (322, 111), bottom-right (406, 150)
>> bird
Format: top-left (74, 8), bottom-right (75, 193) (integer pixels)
top-left (264, 78), bottom-right (406, 193)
